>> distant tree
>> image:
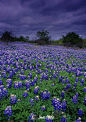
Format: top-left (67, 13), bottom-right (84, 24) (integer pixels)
top-left (25, 36), bottom-right (29, 41)
top-left (36, 29), bottom-right (51, 45)
top-left (62, 32), bottom-right (83, 48)
top-left (1, 30), bottom-right (13, 45)
top-left (19, 36), bottom-right (25, 42)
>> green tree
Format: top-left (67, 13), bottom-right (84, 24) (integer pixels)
top-left (62, 32), bottom-right (83, 48)
top-left (1, 30), bottom-right (13, 45)
top-left (19, 36), bottom-right (25, 42)
top-left (36, 29), bottom-right (51, 45)
top-left (25, 36), bottom-right (29, 41)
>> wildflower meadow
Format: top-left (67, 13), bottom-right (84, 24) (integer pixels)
top-left (0, 41), bottom-right (86, 122)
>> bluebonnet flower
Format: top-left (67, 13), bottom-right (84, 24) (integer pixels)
top-left (28, 113), bottom-right (36, 122)
top-left (22, 90), bottom-right (28, 98)
top-left (45, 115), bottom-right (53, 122)
top-left (78, 109), bottom-right (83, 117)
top-left (83, 87), bottom-right (86, 92)
top-left (9, 71), bottom-right (13, 78)
top-left (66, 83), bottom-right (71, 89)
top-left (30, 80), bottom-right (35, 86)
top-left (21, 69), bottom-right (24, 75)
top-left (84, 96), bottom-right (86, 104)
top-left (34, 86), bottom-right (40, 94)
top-left (76, 77), bottom-right (79, 82)
top-left (66, 78), bottom-right (69, 83)
top-left (61, 115), bottom-right (67, 122)
top-left (50, 76), bottom-right (52, 79)
top-left (84, 72), bottom-right (86, 77)
top-left (59, 76), bottom-right (62, 83)
top-left (76, 117), bottom-right (81, 122)
top-left (34, 96), bottom-right (39, 101)
top-left (40, 91), bottom-right (43, 97)
top-left (51, 97), bottom-right (57, 105)
top-left (25, 80), bottom-right (30, 88)
top-left (72, 86), bottom-right (76, 91)
top-left (29, 99), bottom-right (34, 106)
top-left (18, 81), bottom-right (23, 89)
top-left (42, 91), bottom-right (47, 100)
top-left (81, 78), bottom-right (84, 84)
top-left (0, 85), bottom-right (4, 90)
top-left (53, 98), bottom-right (62, 112)
top-left (0, 79), bottom-right (3, 85)
top-left (41, 105), bottom-right (46, 110)
top-left (2, 88), bottom-right (8, 97)
top-left (10, 94), bottom-right (17, 104)
top-left (60, 91), bottom-right (65, 99)
top-left (72, 75), bottom-right (75, 78)
top-left (62, 79), bottom-right (65, 84)
top-left (75, 93), bottom-right (79, 98)
top-left (4, 106), bottom-right (13, 120)
top-left (3, 72), bottom-right (7, 78)
top-left (29, 72), bottom-right (32, 79)
top-left (53, 72), bottom-right (56, 78)
top-left (72, 95), bottom-right (78, 104)
top-left (0, 89), bottom-right (3, 99)
top-left (14, 81), bottom-right (19, 89)
top-left (20, 75), bottom-right (26, 80)
top-left (62, 99), bottom-right (67, 112)
top-left (74, 82), bottom-right (77, 87)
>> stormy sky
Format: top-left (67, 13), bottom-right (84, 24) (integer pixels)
top-left (0, 0), bottom-right (86, 41)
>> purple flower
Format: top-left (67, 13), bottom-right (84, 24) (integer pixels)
top-left (28, 113), bottom-right (36, 122)
top-left (84, 96), bottom-right (86, 104)
top-left (4, 106), bottom-right (13, 120)
top-left (76, 77), bottom-right (79, 82)
top-left (22, 90), bottom-right (28, 98)
top-left (41, 105), bottom-right (46, 110)
top-left (29, 99), bottom-right (34, 106)
top-left (62, 79), bottom-right (65, 84)
top-left (83, 87), bottom-right (86, 92)
top-left (10, 94), bottom-right (17, 104)
top-left (18, 81), bottom-right (23, 89)
top-left (25, 80), bottom-right (30, 88)
top-left (34, 86), bottom-right (40, 94)
top-left (75, 93), bottom-right (79, 98)
top-left (2, 88), bottom-right (8, 97)
top-left (34, 96), bottom-right (39, 101)
top-left (66, 78), bottom-right (69, 83)
top-left (76, 117), bottom-right (81, 122)
top-left (60, 91), bottom-right (65, 99)
top-left (45, 115), bottom-right (53, 122)
top-left (14, 81), bottom-right (19, 89)
top-left (74, 82), bottom-right (77, 87)
top-left (78, 109), bottom-right (83, 117)
top-left (20, 75), bottom-right (26, 80)
top-left (0, 79), bottom-right (3, 85)
top-left (62, 99), bottom-right (67, 112)
top-left (81, 78), bottom-right (84, 84)
top-left (61, 115), bottom-right (67, 122)
top-left (72, 95), bottom-right (78, 104)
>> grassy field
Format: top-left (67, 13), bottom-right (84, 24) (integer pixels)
top-left (0, 41), bottom-right (86, 122)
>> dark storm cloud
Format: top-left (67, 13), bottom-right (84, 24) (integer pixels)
top-left (0, 0), bottom-right (86, 40)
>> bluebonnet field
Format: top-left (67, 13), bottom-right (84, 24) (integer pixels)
top-left (0, 41), bottom-right (86, 122)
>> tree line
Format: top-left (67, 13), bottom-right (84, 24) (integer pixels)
top-left (0, 29), bottom-right (85, 48)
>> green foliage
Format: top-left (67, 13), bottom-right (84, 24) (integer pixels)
top-left (1, 31), bottom-right (13, 44)
top-left (36, 29), bottom-right (51, 45)
top-left (62, 32), bottom-right (83, 48)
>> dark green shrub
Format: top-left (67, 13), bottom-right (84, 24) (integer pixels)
top-left (62, 32), bottom-right (83, 48)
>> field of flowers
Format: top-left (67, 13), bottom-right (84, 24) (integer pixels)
top-left (0, 41), bottom-right (86, 122)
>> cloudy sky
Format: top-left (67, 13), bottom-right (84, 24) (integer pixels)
top-left (0, 0), bottom-right (86, 41)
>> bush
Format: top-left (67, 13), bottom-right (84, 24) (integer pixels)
top-left (62, 32), bottom-right (84, 48)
